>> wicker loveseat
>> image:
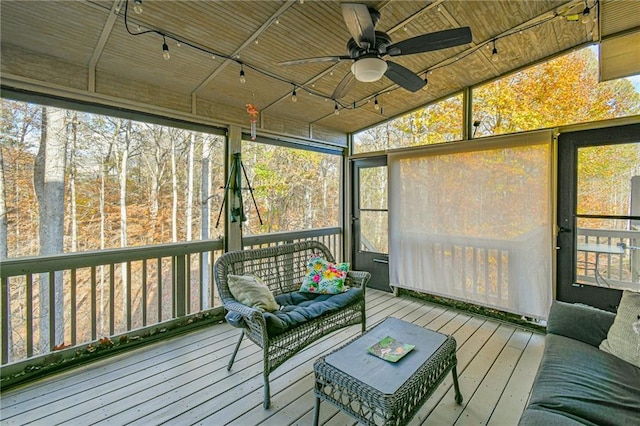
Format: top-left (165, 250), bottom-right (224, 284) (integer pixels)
top-left (214, 241), bottom-right (371, 408)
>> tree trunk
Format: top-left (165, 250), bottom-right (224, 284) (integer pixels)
top-left (0, 147), bottom-right (7, 260)
top-left (186, 132), bottom-right (195, 241)
top-left (200, 136), bottom-right (211, 308)
top-left (68, 111), bottom-right (78, 252)
top-left (120, 121), bottom-right (131, 323)
top-left (171, 136), bottom-right (178, 242)
top-left (34, 106), bottom-right (67, 352)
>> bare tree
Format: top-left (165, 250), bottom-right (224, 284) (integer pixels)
top-left (33, 106), bottom-right (67, 352)
top-left (171, 135), bottom-right (178, 242)
top-left (67, 111), bottom-right (78, 252)
top-left (0, 147), bottom-right (7, 260)
top-left (200, 136), bottom-right (212, 307)
top-left (186, 132), bottom-right (195, 241)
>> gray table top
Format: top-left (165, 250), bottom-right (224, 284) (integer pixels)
top-left (325, 317), bottom-right (447, 395)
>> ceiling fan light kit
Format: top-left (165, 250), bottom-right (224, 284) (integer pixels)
top-left (351, 57), bottom-right (388, 82)
top-left (280, 3), bottom-right (472, 98)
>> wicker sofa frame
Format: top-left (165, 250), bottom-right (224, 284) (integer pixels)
top-left (214, 240), bottom-right (371, 408)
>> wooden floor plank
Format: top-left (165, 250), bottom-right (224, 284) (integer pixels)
top-left (456, 329), bottom-right (532, 425)
top-left (487, 332), bottom-right (545, 426)
top-left (0, 290), bottom-right (545, 426)
top-left (425, 324), bottom-right (516, 425)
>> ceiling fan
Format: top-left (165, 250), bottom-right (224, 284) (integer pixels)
top-left (279, 3), bottom-right (472, 99)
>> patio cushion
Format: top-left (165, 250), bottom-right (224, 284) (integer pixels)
top-left (224, 287), bottom-right (363, 333)
top-left (264, 288), bottom-right (363, 336)
top-left (299, 256), bottom-right (350, 294)
top-left (520, 333), bottom-right (640, 426)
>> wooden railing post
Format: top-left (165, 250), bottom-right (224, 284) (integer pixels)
top-left (174, 254), bottom-right (187, 317)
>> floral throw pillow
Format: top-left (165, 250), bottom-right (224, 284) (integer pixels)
top-left (299, 256), bottom-right (350, 294)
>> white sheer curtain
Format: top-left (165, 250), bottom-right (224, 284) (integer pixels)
top-left (389, 131), bottom-right (553, 319)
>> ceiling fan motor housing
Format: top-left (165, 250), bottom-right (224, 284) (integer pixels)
top-left (347, 31), bottom-right (392, 58)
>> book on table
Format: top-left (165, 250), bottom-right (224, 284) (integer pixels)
top-left (367, 336), bottom-right (415, 362)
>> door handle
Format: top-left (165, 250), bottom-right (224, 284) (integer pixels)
top-left (373, 258), bottom-right (389, 264)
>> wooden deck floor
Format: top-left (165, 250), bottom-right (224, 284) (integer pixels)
top-left (1, 290), bottom-right (545, 426)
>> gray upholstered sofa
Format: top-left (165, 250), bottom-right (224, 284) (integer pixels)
top-left (519, 300), bottom-right (640, 425)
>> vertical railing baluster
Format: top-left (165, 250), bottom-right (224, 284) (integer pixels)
top-left (497, 250), bottom-right (503, 300)
top-left (109, 263), bottom-right (115, 336)
top-left (126, 261), bottom-right (132, 330)
top-left (199, 252), bottom-right (204, 312)
top-left (173, 256), bottom-right (181, 318)
top-left (26, 274), bottom-right (33, 358)
top-left (91, 266), bottom-right (96, 340)
top-left (70, 269), bottom-right (77, 346)
top-left (157, 257), bottom-right (162, 323)
top-left (214, 250), bottom-right (218, 308)
top-left (142, 259), bottom-right (147, 327)
top-left (49, 271), bottom-right (55, 352)
top-left (1, 277), bottom-right (9, 364)
top-left (186, 254), bottom-right (192, 315)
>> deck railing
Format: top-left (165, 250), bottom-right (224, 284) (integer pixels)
top-left (0, 227), bottom-right (341, 366)
top-left (576, 227), bottom-right (640, 289)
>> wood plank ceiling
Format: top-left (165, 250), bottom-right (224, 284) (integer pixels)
top-left (1, 0), bottom-right (603, 140)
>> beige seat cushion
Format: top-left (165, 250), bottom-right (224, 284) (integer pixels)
top-left (599, 290), bottom-right (640, 368)
top-left (228, 274), bottom-right (280, 312)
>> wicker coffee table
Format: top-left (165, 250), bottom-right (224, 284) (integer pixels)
top-left (312, 317), bottom-right (462, 426)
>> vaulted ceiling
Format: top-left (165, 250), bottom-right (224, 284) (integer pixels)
top-left (0, 0), bottom-right (616, 142)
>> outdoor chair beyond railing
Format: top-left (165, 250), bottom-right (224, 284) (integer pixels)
top-left (214, 241), bottom-right (371, 408)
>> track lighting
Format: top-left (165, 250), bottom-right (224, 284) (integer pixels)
top-left (374, 96), bottom-right (379, 110)
top-left (133, 0), bottom-right (143, 15)
top-left (491, 40), bottom-right (499, 62)
top-left (334, 102), bottom-right (339, 115)
top-left (240, 65), bottom-right (246, 83)
top-left (275, 17), bottom-right (280, 25)
top-left (291, 87), bottom-right (297, 102)
top-left (162, 37), bottom-right (170, 60)
top-left (423, 74), bottom-right (429, 90)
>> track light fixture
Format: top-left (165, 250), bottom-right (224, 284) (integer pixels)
top-left (374, 96), bottom-right (380, 110)
top-left (162, 37), bottom-right (170, 60)
top-left (334, 102), bottom-right (339, 115)
top-left (491, 40), bottom-right (499, 62)
top-left (423, 74), bottom-right (429, 90)
top-left (133, 0), bottom-right (143, 15)
top-left (291, 87), bottom-right (297, 102)
top-left (240, 65), bottom-right (246, 83)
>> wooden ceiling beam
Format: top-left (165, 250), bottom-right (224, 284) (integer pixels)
top-left (88, 0), bottom-right (124, 92)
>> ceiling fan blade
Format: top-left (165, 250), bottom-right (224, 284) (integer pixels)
top-left (341, 3), bottom-right (376, 49)
top-left (332, 73), bottom-right (355, 100)
top-left (278, 55), bottom-right (350, 66)
top-left (384, 61), bottom-right (426, 92)
top-left (386, 27), bottom-right (472, 57)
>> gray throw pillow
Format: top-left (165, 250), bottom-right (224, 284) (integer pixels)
top-left (228, 274), bottom-right (280, 312)
top-left (599, 290), bottom-right (640, 368)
